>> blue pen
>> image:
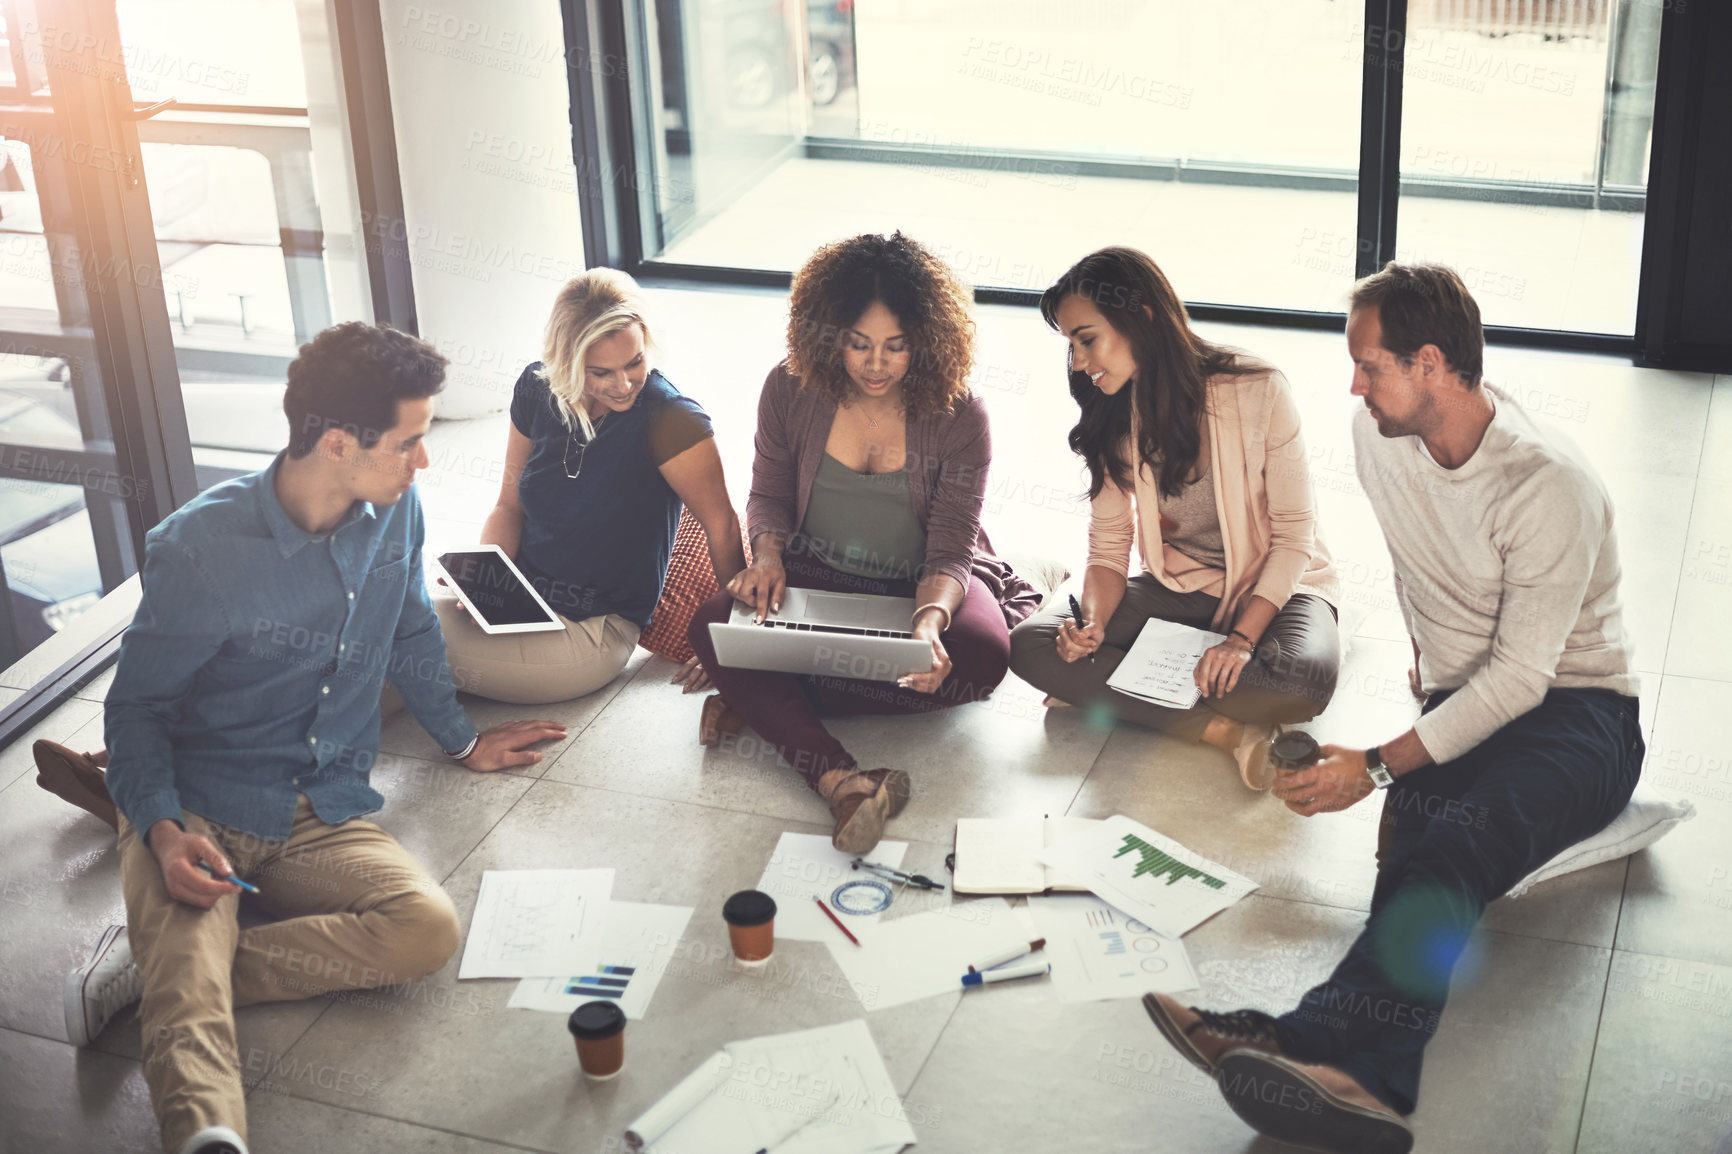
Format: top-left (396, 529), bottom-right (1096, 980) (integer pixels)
top-left (960, 957), bottom-right (1050, 988)
top-left (197, 861), bottom-right (260, 894)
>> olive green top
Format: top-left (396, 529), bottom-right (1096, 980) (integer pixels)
top-left (796, 454), bottom-right (928, 581)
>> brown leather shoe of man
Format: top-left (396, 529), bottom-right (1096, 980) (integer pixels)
top-left (33, 741), bottom-right (118, 831)
top-left (1216, 1050), bottom-right (1414, 1154)
top-left (697, 694), bottom-right (746, 747)
top-left (825, 768), bottom-right (912, 854)
top-left (1142, 993), bottom-right (1285, 1075)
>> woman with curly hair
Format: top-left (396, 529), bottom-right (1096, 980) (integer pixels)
top-left (436, 268), bottom-right (747, 703)
top-left (687, 232), bottom-right (1039, 852)
top-left (1009, 247), bottom-right (1341, 788)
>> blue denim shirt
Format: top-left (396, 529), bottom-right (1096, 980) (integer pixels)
top-left (105, 456), bottom-right (478, 841)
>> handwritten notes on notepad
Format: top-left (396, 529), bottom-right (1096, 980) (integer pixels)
top-left (1104, 618), bottom-right (1228, 709)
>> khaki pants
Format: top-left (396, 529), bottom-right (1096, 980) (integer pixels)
top-left (119, 797), bottom-right (459, 1154)
top-left (432, 584), bottom-right (640, 705)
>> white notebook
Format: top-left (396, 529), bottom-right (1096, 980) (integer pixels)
top-left (952, 816), bottom-right (1103, 895)
top-left (1105, 618), bottom-right (1228, 709)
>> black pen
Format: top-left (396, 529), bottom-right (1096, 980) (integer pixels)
top-left (1067, 594), bottom-right (1094, 663)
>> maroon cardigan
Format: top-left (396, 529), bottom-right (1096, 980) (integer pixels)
top-left (745, 361), bottom-right (1039, 627)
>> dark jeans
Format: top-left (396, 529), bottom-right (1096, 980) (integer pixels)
top-left (686, 552), bottom-right (1012, 791)
top-left (1274, 687), bottom-right (1644, 1115)
top-left (1008, 575), bottom-right (1341, 740)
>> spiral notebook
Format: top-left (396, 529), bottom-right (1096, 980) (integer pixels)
top-left (951, 816), bottom-right (1101, 895)
top-left (1104, 618), bottom-right (1228, 709)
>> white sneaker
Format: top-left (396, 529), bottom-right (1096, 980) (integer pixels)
top-left (176, 1125), bottom-right (248, 1154)
top-left (64, 924), bottom-right (141, 1047)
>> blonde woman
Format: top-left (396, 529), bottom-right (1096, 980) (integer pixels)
top-left (435, 269), bottom-right (747, 704)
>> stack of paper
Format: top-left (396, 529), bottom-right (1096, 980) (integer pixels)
top-left (824, 898), bottom-right (1039, 1011)
top-left (624, 1019), bottom-right (916, 1154)
top-left (507, 902), bottom-right (693, 1020)
top-left (1038, 815), bottom-right (1258, 938)
top-left (757, 832), bottom-right (909, 942)
top-left (458, 869), bottom-right (614, 980)
top-left (1027, 893), bottom-right (1199, 1002)
top-left (1104, 618), bottom-right (1228, 709)
top-left (457, 869), bottom-right (691, 1022)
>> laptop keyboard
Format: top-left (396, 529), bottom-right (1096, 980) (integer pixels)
top-left (760, 620), bottom-right (914, 639)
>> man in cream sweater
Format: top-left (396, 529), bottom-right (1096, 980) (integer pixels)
top-left (1141, 263), bottom-right (1643, 1153)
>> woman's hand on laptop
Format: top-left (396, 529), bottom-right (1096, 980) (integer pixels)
top-left (899, 615), bottom-right (953, 693)
top-left (459, 719), bottom-right (570, 772)
top-left (726, 554), bottom-right (787, 622)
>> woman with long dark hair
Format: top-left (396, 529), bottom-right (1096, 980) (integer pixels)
top-left (1009, 247), bottom-right (1341, 787)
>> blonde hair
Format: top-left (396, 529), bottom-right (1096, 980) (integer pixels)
top-left (537, 268), bottom-right (655, 438)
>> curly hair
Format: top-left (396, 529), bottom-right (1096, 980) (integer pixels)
top-left (283, 321), bottom-right (447, 458)
top-left (785, 232), bottom-right (975, 419)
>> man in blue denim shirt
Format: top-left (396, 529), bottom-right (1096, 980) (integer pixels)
top-left (54, 323), bottom-right (565, 1154)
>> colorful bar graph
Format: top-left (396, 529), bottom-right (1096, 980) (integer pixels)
top-left (563, 963), bottom-right (638, 998)
top-left (1113, 834), bottom-right (1228, 890)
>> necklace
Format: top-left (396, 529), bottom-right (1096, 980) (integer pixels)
top-left (856, 398), bottom-right (898, 430)
top-left (563, 409), bottom-right (609, 480)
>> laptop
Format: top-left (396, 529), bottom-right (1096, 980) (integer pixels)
top-left (707, 588), bottom-right (935, 682)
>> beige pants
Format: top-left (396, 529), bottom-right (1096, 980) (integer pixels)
top-left (119, 797), bottom-right (459, 1154)
top-left (432, 584), bottom-right (640, 705)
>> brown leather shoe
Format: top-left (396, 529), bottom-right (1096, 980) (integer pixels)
top-left (826, 768), bottom-right (912, 854)
top-left (698, 695), bottom-right (746, 747)
top-left (1216, 1050), bottom-right (1413, 1154)
top-left (1142, 993), bottom-right (1284, 1075)
top-left (33, 741), bottom-right (118, 831)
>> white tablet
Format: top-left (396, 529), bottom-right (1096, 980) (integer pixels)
top-left (432, 546), bottom-right (566, 634)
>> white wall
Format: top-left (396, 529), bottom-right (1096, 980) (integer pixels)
top-left (378, 0), bottom-right (588, 418)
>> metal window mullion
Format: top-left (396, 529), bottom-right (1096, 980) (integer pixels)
top-left (329, 0), bottom-right (417, 332)
top-left (1356, 0), bottom-right (1407, 279)
top-left (39, 0), bottom-right (199, 543)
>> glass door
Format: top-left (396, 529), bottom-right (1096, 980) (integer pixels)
top-left (0, 0), bottom-right (372, 672)
top-left (0, 0), bottom-right (153, 669)
top-left (1394, 0), bottom-right (1660, 333)
top-left (631, 0), bottom-right (1367, 312)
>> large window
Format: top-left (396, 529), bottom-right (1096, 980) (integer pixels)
top-left (1395, 1), bottom-right (1656, 333)
top-left (612, 0), bottom-right (1658, 334)
top-left (0, 0), bottom-right (375, 672)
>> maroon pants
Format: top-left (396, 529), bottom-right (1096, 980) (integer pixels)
top-left (687, 552), bottom-right (1012, 791)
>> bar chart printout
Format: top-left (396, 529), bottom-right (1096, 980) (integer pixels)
top-left (1114, 835), bottom-right (1229, 889)
top-left (1038, 815), bottom-right (1257, 938)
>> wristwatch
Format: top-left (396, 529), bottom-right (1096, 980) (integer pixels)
top-left (1364, 745), bottom-right (1394, 790)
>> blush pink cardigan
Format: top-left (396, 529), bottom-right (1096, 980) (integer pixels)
top-left (1087, 366), bottom-right (1339, 631)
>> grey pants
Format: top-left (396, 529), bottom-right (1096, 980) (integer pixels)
top-left (1008, 575), bottom-right (1340, 740)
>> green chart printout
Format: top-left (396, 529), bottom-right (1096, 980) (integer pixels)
top-left (1112, 835), bottom-right (1228, 890)
top-left (1038, 814), bottom-right (1257, 937)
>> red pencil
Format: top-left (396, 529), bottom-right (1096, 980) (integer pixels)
top-left (813, 895), bottom-right (861, 946)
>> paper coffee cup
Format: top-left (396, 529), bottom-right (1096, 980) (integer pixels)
top-left (569, 1001), bottom-right (627, 1080)
top-left (722, 890), bottom-right (777, 967)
